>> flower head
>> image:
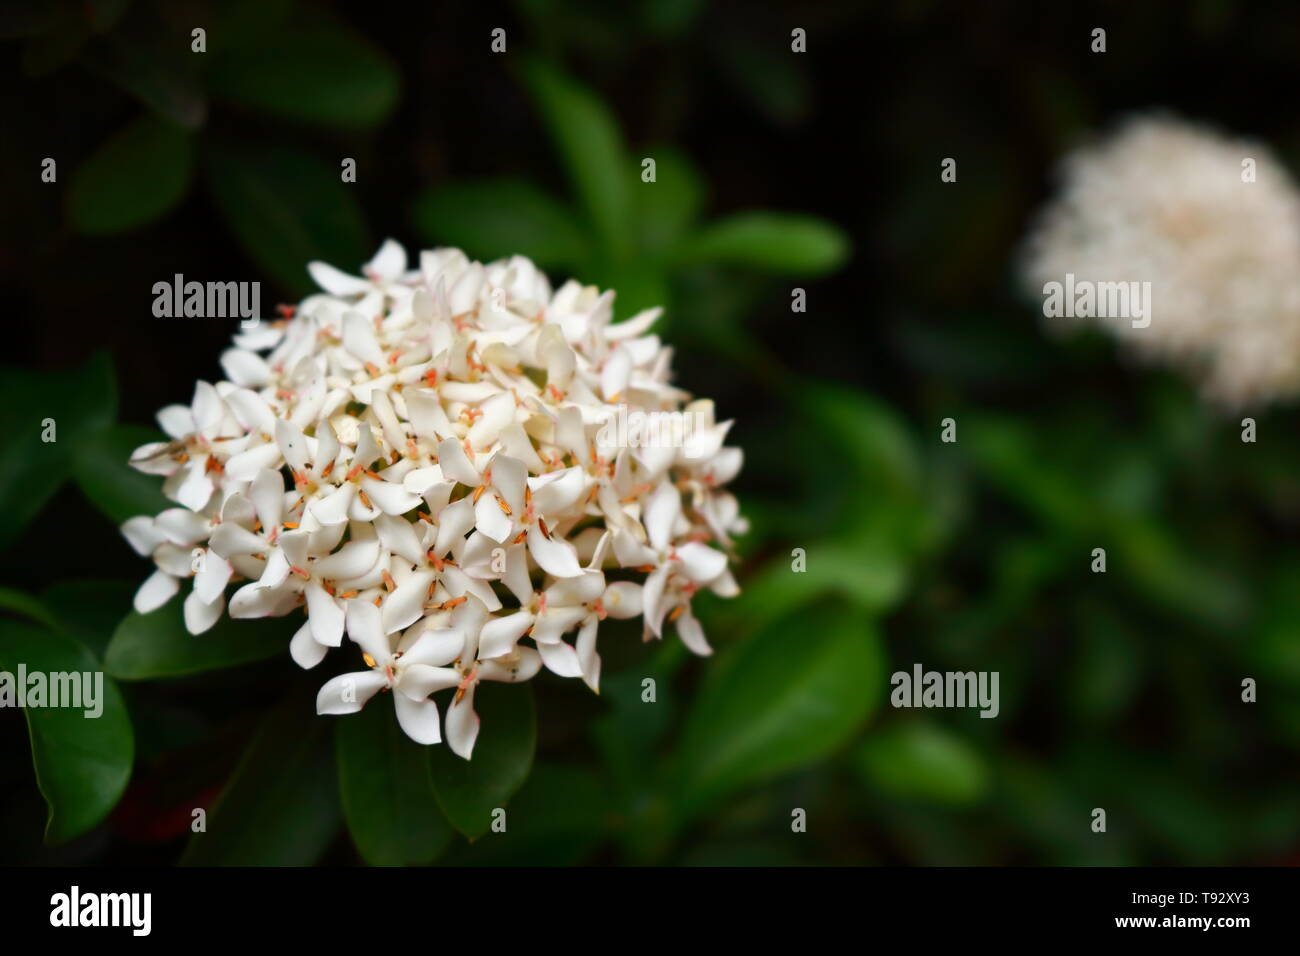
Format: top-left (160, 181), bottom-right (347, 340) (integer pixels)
top-left (122, 242), bottom-right (746, 756)
top-left (1020, 114), bottom-right (1300, 407)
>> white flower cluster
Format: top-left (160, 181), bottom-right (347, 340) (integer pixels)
top-left (1021, 114), bottom-right (1300, 407)
top-left (120, 242), bottom-right (745, 757)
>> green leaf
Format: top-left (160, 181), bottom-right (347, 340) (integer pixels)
top-left (336, 701), bottom-right (453, 865)
top-left (717, 32), bottom-right (811, 126)
top-left (66, 115), bottom-right (194, 235)
top-left (673, 602), bottom-right (884, 817)
top-left (412, 178), bottom-right (590, 269)
top-left (209, 6), bottom-right (398, 128)
top-left (796, 382), bottom-right (945, 559)
top-left (1068, 601), bottom-right (1142, 723)
top-left (635, 147), bottom-right (704, 255)
top-left (733, 538), bottom-right (908, 627)
top-left (73, 423), bottom-right (171, 523)
top-left (428, 682), bottom-right (536, 839)
top-left (82, 23), bottom-right (207, 128)
top-left (106, 595), bottom-right (294, 680)
top-left (204, 143), bottom-right (369, 297)
top-left (856, 720), bottom-right (990, 807)
top-left (446, 764), bottom-right (611, 866)
top-left (677, 212), bottom-right (849, 275)
top-left (181, 694), bottom-right (340, 865)
top-left (965, 415), bottom-right (1093, 532)
top-left (591, 261), bottom-right (671, 320)
top-left (1112, 519), bottom-right (1247, 628)
top-left (0, 588), bottom-right (58, 630)
top-left (41, 580), bottom-right (136, 660)
top-left (522, 58), bottom-right (633, 259)
top-left (0, 620), bottom-right (134, 844)
top-left (21, 19), bottom-right (90, 77)
top-left (0, 351), bottom-right (115, 551)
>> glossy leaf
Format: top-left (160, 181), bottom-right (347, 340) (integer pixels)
top-left (412, 178), bottom-right (590, 269)
top-left (673, 602), bottom-right (884, 817)
top-left (591, 261), bottom-right (671, 320)
top-left (204, 143), bottom-right (369, 297)
top-left (427, 681), bottom-right (536, 840)
top-left (445, 764), bottom-right (610, 866)
top-left (106, 594), bottom-right (294, 680)
top-left (0, 351), bottom-right (115, 551)
top-left (208, 6), bottom-right (398, 128)
top-left (66, 115), bottom-right (194, 234)
top-left (856, 720), bottom-right (990, 806)
top-left (677, 212), bottom-right (849, 275)
top-left (0, 588), bottom-right (58, 630)
top-left (181, 695), bottom-right (340, 865)
top-left (73, 423), bottom-right (172, 523)
top-left (82, 24), bottom-right (207, 128)
top-left (41, 579), bottom-right (136, 660)
top-left (522, 58), bottom-right (633, 259)
top-left (797, 382), bottom-right (943, 559)
top-left (635, 146), bottom-right (704, 254)
top-left (336, 700), bottom-right (453, 865)
top-left (733, 538), bottom-right (908, 629)
top-left (0, 620), bottom-right (134, 844)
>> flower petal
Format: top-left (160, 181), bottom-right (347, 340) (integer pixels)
top-left (478, 610), bottom-right (533, 659)
top-left (225, 440), bottom-right (284, 483)
top-left (676, 608), bottom-right (712, 656)
top-left (290, 621), bottom-right (329, 669)
top-left (474, 490), bottom-right (514, 543)
top-left (396, 663), bottom-right (461, 699)
top-left (316, 670), bottom-right (387, 715)
top-left (134, 569), bottom-right (179, 613)
top-left (308, 483), bottom-right (356, 526)
top-left (527, 523), bottom-right (584, 578)
top-left (345, 599), bottom-right (391, 664)
top-left (576, 615), bottom-right (600, 693)
top-left (602, 581), bottom-right (643, 619)
top-left (401, 627), bottom-right (466, 668)
top-left (478, 647), bottom-right (542, 683)
top-left (367, 238), bottom-right (407, 280)
top-left (183, 588), bottom-right (223, 635)
top-left (309, 261), bottom-right (372, 296)
top-left (437, 437), bottom-right (481, 487)
top-left (537, 639), bottom-right (583, 678)
top-left (360, 475), bottom-right (422, 515)
top-left (444, 686), bottom-right (480, 759)
top-left (193, 550), bottom-right (233, 603)
top-left (382, 570), bottom-right (435, 635)
top-left (393, 692), bottom-right (442, 745)
top-left (674, 541), bottom-right (728, 584)
top-left (313, 537), bottom-right (382, 580)
top-left (643, 481), bottom-right (680, 554)
top-left (121, 516), bottom-right (165, 557)
top-left (306, 580), bottom-right (346, 647)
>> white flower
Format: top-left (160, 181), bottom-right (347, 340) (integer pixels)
top-left (1021, 113), bottom-right (1300, 407)
top-left (120, 242), bottom-right (746, 754)
top-left (316, 601), bottom-right (464, 745)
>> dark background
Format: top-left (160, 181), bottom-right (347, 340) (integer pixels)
top-left (3, 0), bottom-right (1300, 866)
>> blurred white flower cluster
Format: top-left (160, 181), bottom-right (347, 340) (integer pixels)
top-left (120, 242), bottom-right (745, 757)
top-left (1021, 114), bottom-right (1300, 407)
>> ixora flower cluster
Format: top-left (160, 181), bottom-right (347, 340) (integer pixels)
top-left (120, 242), bottom-right (745, 757)
top-left (1021, 114), bottom-right (1300, 407)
